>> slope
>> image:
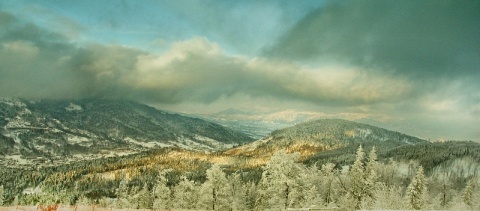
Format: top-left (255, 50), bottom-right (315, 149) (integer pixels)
top-left (0, 98), bottom-right (254, 167)
top-left (225, 119), bottom-right (426, 162)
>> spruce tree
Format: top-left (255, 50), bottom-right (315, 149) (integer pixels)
top-left (320, 163), bottom-right (336, 206)
top-left (364, 146), bottom-right (378, 207)
top-left (256, 150), bottom-right (304, 209)
top-left (405, 166), bottom-right (427, 210)
top-left (198, 164), bottom-right (229, 210)
top-left (227, 173), bottom-right (247, 210)
top-left (114, 176), bottom-right (130, 208)
top-left (137, 183), bottom-right (152, 209)
top-left (348, 145), bottom-right (365, 210)
top-left (462, 178), bottom-right (475, 208)
top-left (153, 170), bottom-right (171, 209)
top-left (172, 176), bottom-right (198, 210)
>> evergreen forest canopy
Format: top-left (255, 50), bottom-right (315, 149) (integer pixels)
top-left (0, 142), bottom-right (479, 210)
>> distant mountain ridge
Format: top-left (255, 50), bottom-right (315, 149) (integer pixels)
top-left (197, 109), bottom-right (329, 139)
top-left (0, 98), bottom-right (254, 166)
top-left (226, 119), bottom-right (427, 159)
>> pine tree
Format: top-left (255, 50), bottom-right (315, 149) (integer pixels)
top-left (256, 150), bottom-right (304, 209)
top-left (114, 176), bottom-right (130, 208)
top-left (347, 145), bottom-right (365, 210)
top-left (172, 176), bottom-right (198, 210)
top-left (137, 183), bottom-right (152, 209)
top-left (320, 163), bottom-right (338, 206)
top-left (153, 170), bottom-right (171, 210)
top-left (405, 166), bottom-right (427, 210)
top-left (363, 146), bottom-right (378, 208)
top-left (226, 173), bottom-right (247, 210)
top-left (373, 183), bottom-right (405, 210)
top-left (127, 185), bottom-right (140, 208)
top-left (245, 181), bottom-right (257, 210)
top-left (198, 164), bottom-right (229, 210)
top-left (462, 178), bottom-right (475, 208)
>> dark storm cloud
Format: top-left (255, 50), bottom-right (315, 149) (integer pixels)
top-left (0, 11), bottom-right (411, 106)
top-left (265, 0), bottom-right (480, 79)
top-left (0, 11), bottom-right (144, 100)
top-left (261, 0), bottom-right (480, 141)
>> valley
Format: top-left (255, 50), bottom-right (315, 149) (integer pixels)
top-left (1, 99), bottom-right (479, 210)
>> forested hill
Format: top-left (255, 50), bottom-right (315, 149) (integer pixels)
top-left (0, 98), bottom-right (254, 166)
top-left (226, 118), bottom-right (426, 159)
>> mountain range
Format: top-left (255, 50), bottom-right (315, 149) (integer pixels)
top-left (1, 98), bottom-right (479, 178)
top-left (0, 98), bottom-right (253, 167)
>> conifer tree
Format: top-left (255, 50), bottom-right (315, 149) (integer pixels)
top-left (137, 183), bottom-right (152, 209)
top-left (320, 163), bottom-right (336, 206)
top-left (405, 166), bottom-right (427, 210)
top-left (153, 170), bottom-right (171, 209)
top-left (256, 150), bottom-right (304, 209)
top-left (462, 178), bottom-right (475, 208)
top-left (227, 173), bottom-right (247, 210)
top-left (245, 181), bottom-right (257, 210)
top-left (373, 183), bottom-right (405, 210)
top-left (347, 145), bottom-right (365, 209)
top-left (172, 176), bottom-right (198, 210)
top-left (198, 164), bottom-right (229, 210)
top-left (114, 176), bottom-right (130, 208)
top-left (363, 146), bottom-right (378, 208)
top-left (128, 185), bottom-right (140, 208)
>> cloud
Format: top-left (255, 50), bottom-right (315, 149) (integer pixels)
top-left (261, 0), bottom-right (480, 140)
top-left (265, 0), bottom-right (480, 79)
top-left (123, 37), bottom-right (411, 105)
top-left (0, 11), bottom-right (411, 108)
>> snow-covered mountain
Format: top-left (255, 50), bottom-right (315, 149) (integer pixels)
top-left (225, 119), bottom-right (427, 160)
top-left (0, 98), bottom-right (254, 167)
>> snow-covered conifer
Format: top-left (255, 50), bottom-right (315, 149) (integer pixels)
top-left (256, 150), bottom-right (304, 209)
top-left (373, 183), bottom-right (405, 210)
top-left (347, 145), bottom-right (365, 209)
top-left (153, 170), bottom-right (171, 209)
top-left (198, 164), bottom-right (229, 210)
top-left (245, 181), bottom-right (257, 210)
top-left (462, 178), bottom-right (475, 208)
top-left (405, 166), bottom-right (427, 210)
top-left (227, 173), bottom-right (247, 210)
top-left (363, 146), bottom-right (378, 208)
top-left (172, 176), bottom-right (198, 210)
top-left (137, 183), bottom-right (152, 209)
top-left (320, 163), bottom-right (337, 205)
top-left (114, 176), bottom-right (130, 208)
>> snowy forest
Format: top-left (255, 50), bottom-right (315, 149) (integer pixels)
top-left (0, 146), bottom-right (479, 210)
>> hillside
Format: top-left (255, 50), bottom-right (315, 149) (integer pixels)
top-left (0, 98), bottom-right (254, 167)
top-left (1, 116), bottom-right (479, 209)
top-left (225, 119), bottom-right (426, 160)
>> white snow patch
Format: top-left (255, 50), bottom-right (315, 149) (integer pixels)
top-left (194, 135), bottom-right (234, 150)
top-left (65, 102), bottom-right (83, 112)
top-left (23, 186), bottom-right (42, 195)
top-left (5, 155), bottom-right (30, 165)
top-left (356, 128), bottom-right (372, 138)
top-left (0, 98), bottom-right (26, 107)
top-left (124, 137), bottom-right (163, 148)
top-left (67, 135), bottom-right (90, 145)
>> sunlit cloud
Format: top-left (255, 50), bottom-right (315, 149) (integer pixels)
top-left (0, 0), bottom-right (479, 141)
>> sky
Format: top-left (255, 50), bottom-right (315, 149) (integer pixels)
top-left (0, 0), bottom-right (479, 141)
